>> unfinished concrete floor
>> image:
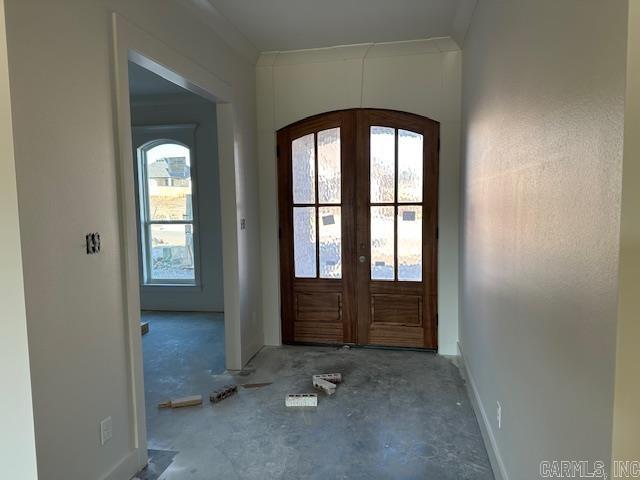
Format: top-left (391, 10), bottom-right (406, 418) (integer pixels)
top-left (140, 312), bottom-right (494, 480)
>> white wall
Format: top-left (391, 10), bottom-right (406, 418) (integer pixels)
top-left (460, 0), bottom-right (627, 478)
top-left (257, 38), bottom-right (462, 354)
top-left (612, 0), bottom-right (640, 463)
top-left (131, 93), bottom-right (225, 312)
top-left (0, 0), bottom-right (38, 477)
top-left (4, 0), bottom-right (261, 478)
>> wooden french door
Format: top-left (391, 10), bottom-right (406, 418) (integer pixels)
top-left (278, 109), bottom-right (438, 349)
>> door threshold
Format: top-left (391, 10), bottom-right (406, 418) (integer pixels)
top-left (284, 341), bottom-right (437, 354)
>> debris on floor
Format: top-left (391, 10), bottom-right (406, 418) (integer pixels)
top-left (141, 321), bottom-right (149, 336)
top-left (158, 394), bottom-right (203, 409)
top-left (313, 373), bottom-right (342, 384)
top-left (241, 382), bottom-right (272, 389)
top-left (134, 449), bottom-right (179, 480)
top-left (312, 377), bottom-right (336, 395)
top-left (285, 393), bottom-right (318, 407)
top-left (210, 384), bottom-right (238, 403)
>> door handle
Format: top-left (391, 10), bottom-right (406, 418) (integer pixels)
top-left (359, 255), bottom-right (367, 263)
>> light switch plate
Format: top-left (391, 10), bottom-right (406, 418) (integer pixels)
top-left (100, 416), bottom-right (112, 445)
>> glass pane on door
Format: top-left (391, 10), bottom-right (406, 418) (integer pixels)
top-left (293, 206), bottom-right (317, 278)
top-left (318, 128), bottom-right (341, 204)
top-left (398, 206), bottom-right (422, 281)
top-left (370, 206), bottom-right (395, 280)
top-left (398, 129), bottom-right (423, 203)
top-left (319, 206), bottom-right (342, 279)
top-left (292, 133), bottom-right (315, 204)
top-left (370, 127), bottom-right (395, 203)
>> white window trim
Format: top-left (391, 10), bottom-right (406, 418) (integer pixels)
top-left (133, 124), bottom-right (202, 287)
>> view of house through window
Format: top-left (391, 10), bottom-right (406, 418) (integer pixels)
top-left (139, 141), bottom-right (197, 284)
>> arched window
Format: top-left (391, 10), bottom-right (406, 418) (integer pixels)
top-left (137, 139), bottom-right (197, 284)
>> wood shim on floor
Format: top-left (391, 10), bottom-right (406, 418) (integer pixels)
top-left (241, 382), bottom-right (272, 389)
top-left (285, 393), bottom-right (318, 407)
top-left (158, 395), bottom-right (203, 409)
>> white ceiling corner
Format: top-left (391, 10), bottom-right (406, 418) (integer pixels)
top-left (177, 0), bottom-right (259, 62)
top-left (203, 0), bottom-right (471, 53)
top-left (451, 0), bottom-right (478, 48)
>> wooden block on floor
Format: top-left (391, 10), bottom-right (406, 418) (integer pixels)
top-left (141, 321), bottom-right (149, 336)
top-left (158, 395), bottom-right (202, 409)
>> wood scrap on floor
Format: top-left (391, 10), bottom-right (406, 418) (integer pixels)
top-left (312, 373), bottom-right (342, 384)
top-left (241, 382), bottom-right (272, 389)
top-left (210, 384), bottom-right (238, 403)
top-left (141, 321), bottom-right (149, 335)
top-left (158, 395), bottom-right (202, 409)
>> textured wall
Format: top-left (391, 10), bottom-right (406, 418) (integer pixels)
top-left (460, 0), bottom-right (627, 477)
top-left (257, 39), bottom-right (462, 354)
top-left (5, 0), bottom-right (259, 478)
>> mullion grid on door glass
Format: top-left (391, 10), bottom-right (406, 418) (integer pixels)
top-left (314, 132), bottom-right (320, 278)
top-left (293, 129), bottom-right (341, 280)
top-left (370, 127), bottom-right (423, 282)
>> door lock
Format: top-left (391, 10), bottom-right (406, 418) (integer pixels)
top-left (359, 255), bottom-right (367, 263)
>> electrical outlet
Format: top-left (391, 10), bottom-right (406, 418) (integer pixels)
top-left (496, 401), bottom-right (502, 430)
top-left (100, 416), bottom-right (113, 445)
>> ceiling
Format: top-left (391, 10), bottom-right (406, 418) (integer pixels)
top-left (198, 0), bottom-right (477, 52)
top-left (128, 62), bottom-right (191, 97)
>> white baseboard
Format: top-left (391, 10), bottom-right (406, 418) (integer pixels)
top-left (101, 448), bottom-right (146, 480)
top-left (458, 342), bottom-right (509, 480)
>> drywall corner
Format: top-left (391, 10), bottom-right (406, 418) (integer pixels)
top-left (458, 344), bottom-right (506, 480)
top-left (611, 0), bottom-right (640, 463)
top-left (0, 0), bottom-right (38, 476)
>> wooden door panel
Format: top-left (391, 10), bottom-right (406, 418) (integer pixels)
top-left (278, 109), bottom-right (438, 349)
top-left (368, 325), bottom-right (425, 348)
top-left (295, 291), bottom-right (342, 322)
top-left (370, 294), bottom-right (422, 326)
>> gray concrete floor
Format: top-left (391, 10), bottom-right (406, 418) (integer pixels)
top-left (140, 312), bottom-right (494, 480)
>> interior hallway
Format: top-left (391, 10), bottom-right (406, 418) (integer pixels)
top-left (139, 312), bottom-right (492, 479)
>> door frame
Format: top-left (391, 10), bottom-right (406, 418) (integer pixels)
top-left (277, 108), bottom-right (439, 349)
top-left (111, 13), bottom-right (243, 476)
top-left (355, 109), bottom-right (439, 348)
top-left (277, 110), bottom-right (357, 344)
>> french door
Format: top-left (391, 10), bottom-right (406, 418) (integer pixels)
top-left (277, 109), bottom-right (439, 349)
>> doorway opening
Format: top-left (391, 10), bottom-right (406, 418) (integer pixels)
top-left (127, 61), bottom-right (225, 474)
top-left (278, 109), bottom-right (439, 349)
top-left (112, 15), bottom-right (245, 474)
